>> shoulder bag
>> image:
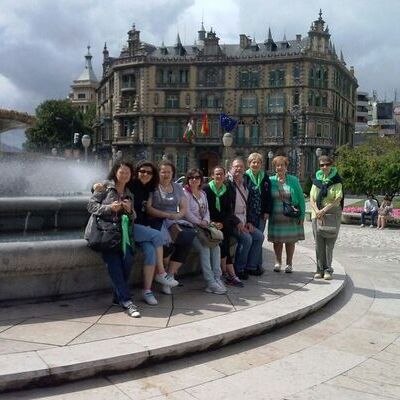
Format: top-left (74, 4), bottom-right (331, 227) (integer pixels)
top-left (279, 189), bottom-right (300, 218)
top-left (316, 212), bottom-right (338, 238)
top-left (85, 214), bottom-right (122, 252)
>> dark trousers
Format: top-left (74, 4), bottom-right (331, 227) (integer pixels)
top-left (102, 247), bottom-right (134, 306)
top-left (361, 210), bottom-right (378, 225)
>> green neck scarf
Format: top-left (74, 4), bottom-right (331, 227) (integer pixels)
top-left (246, 168), bottom-right (264, 192)
top-left (208, 181), bottom-right (227, 211)
top-left (316, 166), bottom-right (338, 183)
top-left (121, 214), bottom-right (132, 255)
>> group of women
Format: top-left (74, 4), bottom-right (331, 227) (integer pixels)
top-left (87, 152), bottom-right (343, 318)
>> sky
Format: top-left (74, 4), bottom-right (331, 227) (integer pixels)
top-left (1, 0), bottom-right (400, 117)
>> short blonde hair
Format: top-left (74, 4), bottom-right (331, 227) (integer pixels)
top-left (272, 155), bottom-right (289, 168)
top-left (247, 152), bottom-right (263, 165)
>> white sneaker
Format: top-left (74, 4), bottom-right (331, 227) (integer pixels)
top-left (125, 303), bottom-right (141, 318)
top-left (143, 291), bottom-right (158, 305)
top-left (161, 285), bottom-right (172, 295)
top-left (369, 224), bottom-right (374, 228)
top-left (205, 281), bottom-right (227, 295)
top-left (155, 273), bottom-right (179, 287)
top-left (285, 265), bottom-right (293, 273)
top-left (273, 263), bottom-right (282, 272)
top-left (324, 272), bottom-right (332, 280)
top-left (314, 273), bottom-right (323, 279)
top-left (360, 224), bottom-right (365, 227)
top-left (215, 278), bottom-right (226, 291)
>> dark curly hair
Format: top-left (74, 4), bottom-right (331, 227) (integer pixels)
top-left (135, 160), bottom-right (159, 190)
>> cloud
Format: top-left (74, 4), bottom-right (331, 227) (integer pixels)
top-left (0, 0), bottom-right (399, 114)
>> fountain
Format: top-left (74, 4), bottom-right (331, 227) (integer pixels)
top-left (0, 157), bottom-right (200, 301)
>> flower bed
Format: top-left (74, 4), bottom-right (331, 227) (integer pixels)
top-left (343, 207), bottom-right (400, 218)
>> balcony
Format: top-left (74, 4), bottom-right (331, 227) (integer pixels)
top-left (194, 136), bottom-right (221, 144)
top-left (156, 82), bottom-right (189, 89)
top-left (234, 138), bottom-right (260, 146)
top-left (114, 135), bottom-right (135, 144)
top-left (114, 106), bottom-right (140, 116)
top-left (152, 107), bottom-right (191, 115)
top-left (300, 137), bottom-right (333, 147)
top-left (153, 136), bottom-right (187, 144)
top-left (304, 106), bottom-right (334, 115)
top-left (264, 136), bottom-right (285, 145)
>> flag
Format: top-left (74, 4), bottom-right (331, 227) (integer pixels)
top-left (220, 113), bottom-right (238, 132)
top-left (183, 119), bottom-right (195, 142)
top-left (200, 113), bottom-right (209, 136)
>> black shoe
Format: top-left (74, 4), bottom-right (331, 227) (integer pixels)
top-left (237, 270), bottom-right (249, 280)
top-left (247, 267), bottom-right (265, 276)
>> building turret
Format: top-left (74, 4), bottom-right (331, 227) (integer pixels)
top-left (307, 9), bottom-right (330, 54)
top-left (127, 23), bottom-right (141, 55)
top-left (198, 21), bottom-right (206, 43)
top-left (264, 27), bottom-right (277, 51)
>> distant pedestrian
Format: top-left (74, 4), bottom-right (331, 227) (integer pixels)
top-left (360, 194), bottom-right (379, 228)
top-left (377, 195), bottom-right (393, 230)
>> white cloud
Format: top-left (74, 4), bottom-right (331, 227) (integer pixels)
top-left (0, 0), bottom-right (399, 115)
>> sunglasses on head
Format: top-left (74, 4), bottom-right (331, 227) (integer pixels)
top-left (189, 176), bottom-right (202, 180)
top-left (319, 163), bottom-right (331, 167)
top-left (138, 169), bottom-right (153, 175)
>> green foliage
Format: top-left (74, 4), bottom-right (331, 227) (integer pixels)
top-left (336, 137), bottom-right (400, 197)
top-left (25, 99), bottom-right (94, 153)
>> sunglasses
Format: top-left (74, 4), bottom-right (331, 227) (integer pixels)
top-left (138, 169), bottom-right (153, 175)
top-left (189, 176), bottom-right (202, 180)
top-left (319, 163), bottom-right (331, 167)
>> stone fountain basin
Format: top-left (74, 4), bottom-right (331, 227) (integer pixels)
top-left (0, 196), bottom-right (90, 233)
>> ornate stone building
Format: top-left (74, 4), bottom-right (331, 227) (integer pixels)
top-left (94, 11), bottom-right (357, 180)
top-left (69, 46), bottom-right (98, 114)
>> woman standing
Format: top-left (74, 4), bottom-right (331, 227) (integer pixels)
top-left (147, 160), bottom-right (195, 295)
top-left (377, 195), bottom-right (393, 230)
top-left (268, 156), bottom-right (305, 273)
top-left (245, 152), bottom-right (272, 234)
top-left (183, 168), bottom-right (226, 294)
top-left (309, 155), bottom-right (343, 280)
top-left (204, 166), bottom-right (243, 287)
top-left (87, 161), bottom-right (140, 318)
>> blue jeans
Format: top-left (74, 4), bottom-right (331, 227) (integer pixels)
top-left (133, 224), bottom-right (163, 266)
top-left (361, 210), bottom-right (378, 225)
top-left (232, 227), bottom-right (265, 272)
top-left (255, 217), bottom-right (267, 233)
top-left (192, 236), bottom-right (222, 284)
top-left (102, 248), bottom-right (134, 306)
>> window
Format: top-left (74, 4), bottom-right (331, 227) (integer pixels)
top-left (240, 95), bottom-right (258, 114)
top-left (292, 121), bottom-right (299, 138)
top-left (177, 154), bottom-right (188, 176)
top-left (269, 69), bottom-right (285, 87)
top-left (293, 65), bottom-right (301, 81)
top-left (205, 69), bottom-right (217, 86)
top-left (293, 90), bottom-right (300, 106)
top-left (323, 124), bottom-right (330, 138)
top-left (239, 70), bottom-right (259, 88)
top-left (122, 74), bottom-right (135, 89)
top-left (316, 123), bottom-right (322, 138)
top-left (266, 120), bottom-right (283, 137)
top-left (155, 119), bottom-right (181, 140)
top-left (166, 94), bottom-right (179, 109)
top-left (266, 93), bottom-right (285, 113)
top-left (309, 65), bottom-right (328, 88)
top-left (251, 122), bottom-right (260, 145)
top-left (122, 119), bottom-right (135, 137)
top-left (77, 93), bottom-right (86, 99)
top-left (237, 122), bottom-right (245, 145)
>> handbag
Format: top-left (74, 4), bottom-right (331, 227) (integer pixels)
top-left (282, 201), bottom-right (300, 218)
top-left (316, 213), bottom-right (338, 238)
top-left (168, 223), bottom-right (197, 246)
top-left (279, 188), bottom-right (300, 218)
top-left (197, 225), bottom-right (224, 248)
top-left (85, 214), bottom-right (122, 252)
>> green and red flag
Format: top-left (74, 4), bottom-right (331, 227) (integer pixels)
top-left (183, 119), bottom-right (195, 142)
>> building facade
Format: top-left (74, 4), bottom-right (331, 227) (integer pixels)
top-left (94, 11), bottom-right (357, 180)
top-left (69, 46), bottom-right (98, 114)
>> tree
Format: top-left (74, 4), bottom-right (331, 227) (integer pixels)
top-left (25, 99), bottom-right (93, 153)
top-left (336, 137), bottom-right (400, 199)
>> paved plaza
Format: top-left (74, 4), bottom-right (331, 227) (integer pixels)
top-left (0, 221), bottom-right (399, 398)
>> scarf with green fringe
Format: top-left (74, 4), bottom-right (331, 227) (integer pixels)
top-left (246, 169), bottom-right (265, 192)
top-left (208, 181), bottom-right (227, 212)
top-left (121, 214), bottom-right (132, 255)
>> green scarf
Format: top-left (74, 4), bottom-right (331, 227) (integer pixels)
top-left (208, 181), bottom-right (227, 212)
top-left (246, 168), bottom-right (265, 192)
top-left (121, 214), bottom-right (132, 255)
top-left (316, 166), bottom-right (338, 183)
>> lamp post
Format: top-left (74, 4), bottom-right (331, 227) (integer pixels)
top-left (51, 147), bottom-right (58, 157)
top-left (315, 147), bottom-right (322, 170)
top-left (222, 132), bottom-right (233, 171)
top-left (267, 150), bottom-right (274, 173)
top-left (81, 134), bottom-right (91, 163)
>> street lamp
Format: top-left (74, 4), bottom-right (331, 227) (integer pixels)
top-left (268, 150), bottom-right (274, 172)
top-left (51, 147), bottom-right (58, 157)
top-left (315, 147), bottom-right (323, 157)
top-left (222, 132), bottom-right (233, 171)
top-left (81, 134), bottom-right (91, 163)
top-left (116, 150), bottom-right (123, 160)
